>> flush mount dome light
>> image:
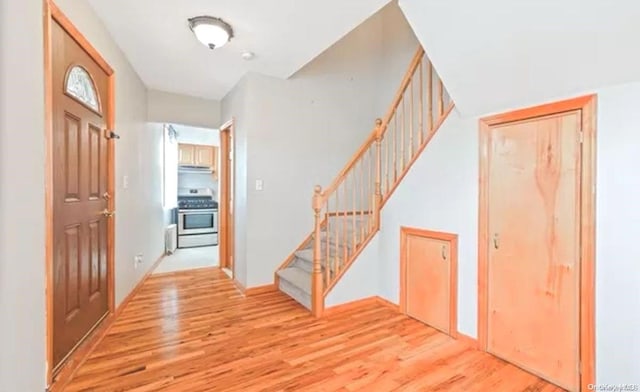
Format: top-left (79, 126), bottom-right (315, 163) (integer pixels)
top-left (188, 16), bottom-right (234, 50)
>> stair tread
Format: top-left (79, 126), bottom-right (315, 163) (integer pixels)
top-left (277, 266), bottom-right (311, 294)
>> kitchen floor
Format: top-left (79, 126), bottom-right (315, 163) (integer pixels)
top-left (153, 246), bottom-right (219, 274)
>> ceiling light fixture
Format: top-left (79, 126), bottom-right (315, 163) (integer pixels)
top-left (188, 16), bottom-right (234, 50)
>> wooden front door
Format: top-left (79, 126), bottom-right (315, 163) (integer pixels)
top-left (485, 111), bottom-right (582, 390)
top-left (401, 228), bottom-right (457, 335)
top-left (51, 19), bottom-right (111, 370)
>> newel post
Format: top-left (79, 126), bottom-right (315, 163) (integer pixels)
top-left (311, 185), bottom-right (324, 317)
top-left (374, 118), bottom-right (383, 230)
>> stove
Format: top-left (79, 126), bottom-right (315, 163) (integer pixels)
top-left (177, 188), bottom-right (218, 210)
top-left (176, 188), bottom-right (218, 248)
top-left (178, 197), bottom-right (218, 210)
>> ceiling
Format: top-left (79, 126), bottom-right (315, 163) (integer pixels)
top-left (88, 0), bottom-right (392, 100)
top-left (399, 0), bottom-right (640, 116)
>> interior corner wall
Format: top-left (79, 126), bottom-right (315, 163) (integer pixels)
top-left (594, 84), bottom-right (640, 385)
top-left (1, 1), bottom-right (165, 389)
top-left (148, 89), bottom-right (222, 129)
top-left (235, 3), bottom-right (420, 288)
top-left (321, 3), bottom-right (420, 304)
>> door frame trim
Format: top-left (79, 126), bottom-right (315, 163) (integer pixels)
top-left (44, 0), bottom-right (116, 386)
top-left (478, 94), bottom-right (596, 390)
top-left (400, 227), bottom-right (458, 338)
top-left (218, 119), bottom-right (235, 277)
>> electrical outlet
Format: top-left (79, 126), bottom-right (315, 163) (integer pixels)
top-left (255, 179), bottom-right (263, 191)
top-left (123, 175), bottom-right (129, 189)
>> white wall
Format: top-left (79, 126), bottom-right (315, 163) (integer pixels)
top-left (222, 2), bottom-right (421, 288)
top-left (162, 124), bottom-right (178, 209)
top-left (595, 84), bottom-right (640, 384)
top-left (377, 4), bottom-right (420, 115)
top-left (0, 1), bottom-right (165, 389)
top-left (178, 173), bottom-right (218, 196)
top-left (174, 124), bottom-right (220, 146)
top-left (325, 235), bottom-right (382, 306)
top-left (148, 90), bottom-right (221, 129)
top-left (399, 0), bottom-right (640, 117)
top-left (0, 0), bottom-right (46, 390)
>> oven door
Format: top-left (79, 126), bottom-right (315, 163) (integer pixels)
top-left (178, 209), bottom-right (216, 235)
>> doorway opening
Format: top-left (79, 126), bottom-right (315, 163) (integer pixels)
top-left (218, 120), bottom-right (235, 277)
top-left (155, 123), bottom-right (226, 275)
top-left (478, 95), bottom-right (596, 392)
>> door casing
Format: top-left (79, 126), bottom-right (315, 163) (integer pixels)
top-left (44, 0), bottom-right (116, 386)
top-left (400, 227), bottom-right (458, 338)
top-left (219, 120), bottom-right (235, 276)
top-left (478, 95), bottom-right (596, 390)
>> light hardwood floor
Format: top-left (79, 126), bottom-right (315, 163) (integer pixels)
top-left (65, 268), bottom-right (565, 391)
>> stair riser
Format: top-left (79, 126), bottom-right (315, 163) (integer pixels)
top-left (278, 276), bottom-right (311, 310)
top-left (292, 257), bottom-right (312, 274)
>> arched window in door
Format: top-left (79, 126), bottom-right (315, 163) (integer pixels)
top-left (65, 65), bottom-right (101, 113)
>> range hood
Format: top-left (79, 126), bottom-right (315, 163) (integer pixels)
top-left (178, 165), bottom-right (213, 174)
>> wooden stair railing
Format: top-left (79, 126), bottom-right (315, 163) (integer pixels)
top-left (277, 46), bottom-right (455, 316)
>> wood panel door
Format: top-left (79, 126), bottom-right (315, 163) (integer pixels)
top-left (401, 228), bottom-right (457, 336)
top-left (485, 111), bottom-right (581, 391)
top-left (51, 20), bottom-right (111, 371)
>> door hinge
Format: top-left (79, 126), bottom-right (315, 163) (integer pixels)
top-left (579, 130), bottom-right (584, 144)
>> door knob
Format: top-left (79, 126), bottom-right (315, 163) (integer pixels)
top-left (101, 209), bottom-right (115, 218)
top-left (493, 233), bottom-right (500, 249)
top-left (441, 245), bottom-right (447, 260)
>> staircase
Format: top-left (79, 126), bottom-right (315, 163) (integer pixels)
top-left (275, 46), bottom-right (454, 316)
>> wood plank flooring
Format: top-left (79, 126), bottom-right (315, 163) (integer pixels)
top-left (65, 268), bottom-right (565, 391)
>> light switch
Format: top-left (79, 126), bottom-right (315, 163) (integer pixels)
top-left (255, 179), bottom-right (263, 191)
top-left (123, 175), bottom-right (129, 189)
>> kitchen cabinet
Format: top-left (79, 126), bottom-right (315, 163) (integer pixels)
top-left (178, 144), bottom-right (196, 166)
top-left (178, 143), bottom-right (218, 174)
top-left (195, 145), bottom-right (215, 167)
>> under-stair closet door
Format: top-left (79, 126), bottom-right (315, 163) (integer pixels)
top-left (401, 228), bottom-right (457, 336)
top-left (484, 111), bottom-right (581, 391)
